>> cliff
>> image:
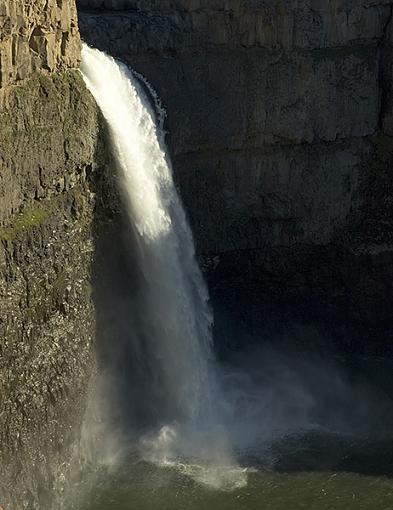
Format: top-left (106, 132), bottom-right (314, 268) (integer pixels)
top-left (0, 2), bottom-right (104, 508)
top-left (0, 0), bottom-right (81, 87)
top-left (78, 0), bottom-right (393, 353)
top-left (1, 0), bottom-right (393, 505)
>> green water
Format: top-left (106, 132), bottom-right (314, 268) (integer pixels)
top-left (62, 353), bottom-right (393, 510)
top-left (67, 354), bottom-right (393, 510)
top-left (70, 434), bottom-right (393, 510)
top-left (73, 463), bottom-right (393, 510)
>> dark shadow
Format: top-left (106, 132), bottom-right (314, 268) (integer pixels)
top-left (256, 431), bottom-right (393, 478)
top-left (87, 121), bottom-right (393, 482)
top-left (88, 117), bottom-right (157, 435)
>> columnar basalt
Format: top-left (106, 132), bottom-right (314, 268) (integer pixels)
top-left (78, 0), bottom-right (393, 352)
top-left (0, 0), bottom-right (81, 87)
top-left (1, 0), bottom-right (393, 505)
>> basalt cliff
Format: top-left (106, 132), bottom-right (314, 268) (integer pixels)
top-left (1, 0), bottom-right (393, 508)
top-left (0, 1), bottom-right (107, 508)
top-left (79, 0), bottom-right (393, 353)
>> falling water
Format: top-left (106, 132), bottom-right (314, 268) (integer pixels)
top-left (79, 44), bottom-right (242, 481)
top-left (60, 43), bottom-right (393, 510)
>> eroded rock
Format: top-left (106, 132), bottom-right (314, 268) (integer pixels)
top-left (0, 0), bottom-right (80, 87)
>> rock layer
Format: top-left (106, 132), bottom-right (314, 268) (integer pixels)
top-left (0, 70), bottom-right (104, 510)
top-left (0, 0), bottom-right (81, 87)
top-left (0, 2), bottom-right (105, 508)
top-left (78, 0), bottom-right (393, 352)
top-left (0, 1), bottom-right (392, 507)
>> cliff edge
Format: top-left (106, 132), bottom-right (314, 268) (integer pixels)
top-left (0, 2), bottom-right (104, 509)
top-left (0, 0), bottom-right (80, 87)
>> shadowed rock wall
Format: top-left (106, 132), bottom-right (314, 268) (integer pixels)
top-left (78, 0), bottom-right (393, 352)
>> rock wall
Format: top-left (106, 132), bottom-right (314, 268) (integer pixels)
top-left (0, 0), bottom-right (81, 87)
top-left (0, 71), bottom-right (103, 510)
top-left (0, 1), bottom-right (107, 508)
top-left (78, 0), bottom-right (393, 352)
top-left (0, 1), bottom-right (392, 506)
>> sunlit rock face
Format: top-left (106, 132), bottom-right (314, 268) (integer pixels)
top-left (0, 1), bottom-right (107, 508)
top-left (77, 0), bottom-right (393, 352)
top-left (0, 70), bottom-right (105, 510)
top-left (0, 0), bottom-right (81, 87)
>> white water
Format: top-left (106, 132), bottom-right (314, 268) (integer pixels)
top-left (79, 45), bottom-right (243, 485)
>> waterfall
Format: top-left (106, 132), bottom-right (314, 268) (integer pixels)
top-left (79, 44), bottom-right (238, 474)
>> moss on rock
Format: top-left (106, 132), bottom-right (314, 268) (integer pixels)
top-left (0, 68), bottom-right (107, 509)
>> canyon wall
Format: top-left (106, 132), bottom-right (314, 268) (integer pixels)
top-left (0, 1), bottom-right (105, 508)
top-left (0, 0), bottom-right (81, 87)
top-left (1, 0), bottom-right (393, 505)
top-left (78, 0), bottom-right (393, 353)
